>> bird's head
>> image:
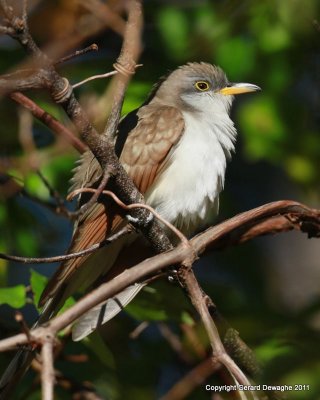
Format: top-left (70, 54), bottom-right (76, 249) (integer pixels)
top-left (154, 62), bottom-right (260, 114)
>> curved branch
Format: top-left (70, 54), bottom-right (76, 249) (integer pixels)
top-left (0, 200), bottom-right (318, 353)
top-left (10, 92), bottom-right (87, 154)
top-left (193, 200), bottom-right (320, 254)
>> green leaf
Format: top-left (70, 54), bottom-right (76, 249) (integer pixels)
top-left (122, 82), bottom-right (150, 115)
top-left (82, 332), bottom-right (115, 369)
top-left (181, 311), bottom-right (194, 326)
top-left (30, 269), bottom-right (48, 309)
top-left (24, 174), bottom-right (49, 200)
top-left (125, 302), bottom-right (168, 322)
top-left (255, 338), bottom-right (294, 364)
top-left (259, 24), bottom-right (291, 53)
top-left (125, 283), bottom-right (191, 322)
top-left (0, 285), bottom-right (26, 308)
top-left (15, 230), bottom-right (38, 257)
top-left (216, 37), bottom-right (255, 78)
top-left (238, 95), bottom-right (287, 162)
top-left (285, 156), bottom-right (316, 184)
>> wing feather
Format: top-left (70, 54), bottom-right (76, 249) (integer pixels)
top-left (39, 104), bottom-right (184, 312)
top-left (121, 104), bottom-right (184, 192)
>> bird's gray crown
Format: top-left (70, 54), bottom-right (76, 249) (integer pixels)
top-left (148, 62), bottom-right (230, 112)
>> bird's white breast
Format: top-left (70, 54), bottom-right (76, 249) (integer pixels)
top-left (145, 108), bottom-right (237, 235)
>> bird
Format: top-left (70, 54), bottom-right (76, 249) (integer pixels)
top-left (0, 62), bottom-right (260, 397)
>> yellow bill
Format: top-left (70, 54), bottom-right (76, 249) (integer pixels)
top-left (219, 83), bottom-right (261, 96)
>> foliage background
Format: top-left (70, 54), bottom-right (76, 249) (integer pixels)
top-left (0, 0), bottom-right (319, 399)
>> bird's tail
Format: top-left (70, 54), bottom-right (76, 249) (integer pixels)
top-left (72, 282), bottom-right (145, 341)
top-left (0, 347), bottom-right (35, 400)
top-left (0, 296), bottom-right (59, 399)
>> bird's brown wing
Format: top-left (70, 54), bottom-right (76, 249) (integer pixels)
top-left (38, 153), bottom-right (125, 307)
top-left (120, 104), bottom-right (185, 193)
top-left (39, 104), bottom-right (184, 308)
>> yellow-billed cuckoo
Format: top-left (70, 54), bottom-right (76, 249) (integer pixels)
top-left (0, 62), bottom-right (259, 396)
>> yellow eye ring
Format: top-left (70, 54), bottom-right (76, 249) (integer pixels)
top-left (195, 81), bottom-right (210, 91)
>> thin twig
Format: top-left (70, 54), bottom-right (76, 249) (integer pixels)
top-left (0, 225), bottom-right (131, 264)
top-left (0, 202), bottom-right (319, 354)
top-left (158, 323), bottom-right (193, 364)
top-left (72, 64), bottom-right (142, 88)
top-left (79, 0), bottom-right (126, 36)
top-left (20, 188), bottom-right (71, 218)
top-left (72, 70), bottom-right (118, 89)
top-left (55, 43), bottom-right (98, 65)
top-left (180, 268), bottom-right (253, 389)
top-left (103, 0), bottom-right (142, 139)
top-left (10, 92), bottom-right (87, 154)
top-left (15, 312), bottom-right (31, 341)
top-left (160, 358), bottom-right (221, 400)
top-left (36, 170), bottom-right (68, 215)
top-left (68, 187), bottom-right (190, 245)
top-left (69, 169), bottom-right (112, 219)
top-left (129, 321), bottom-right (149, 339)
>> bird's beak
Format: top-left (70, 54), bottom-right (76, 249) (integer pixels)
top-left (219, 83), bottom-right (261, 96)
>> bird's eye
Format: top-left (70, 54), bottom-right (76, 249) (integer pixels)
top-left (195, 81), bottom-right (210, 91)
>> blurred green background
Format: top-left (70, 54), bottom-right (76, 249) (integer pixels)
top-left (0, 0), bottom-right (320, 399)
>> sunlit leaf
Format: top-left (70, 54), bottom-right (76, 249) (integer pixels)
top-left (238, 95), bottom-right (287, 161)
top-left (125, 302), bottom-right (168, 322)
top-left (0, 285), bottom-right (26, 308)
top-left (25, 173), bottom-right (49, 200)
top-left (41, 154), bottom-right (76, 194)
top-left (259, 24), bottom-right (291, 52)
top-left (30, 269), bottom-right (48, 309)
top-left (181, 311), bottom-right (194, 326)
top-left (285, 156), bottom-right (316, 184)
top-left (255, 338), bottom-right (294, 364)
top-left (216, 37), bottom-right (256, 78)
top-left (122, 82), bottom-right (150, 115)
top-left (16, 229), bottom-right (38, 257)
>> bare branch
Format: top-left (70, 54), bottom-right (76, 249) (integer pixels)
top-left (68, 187), bottom-right (190, 245)
top-left (160, 358), bottom-right (221, 400)
top-left (179, 268), bottom-right (253, 387)
top-left (55, 43), bottom-right (99, 66)
top-left (72, 70), bottom-right (118, 89)
top-left (158, 323), bottom-right (193, 364)
top-left (0, 202), bottom-right (319, 358)
top-left (79, 0), bottom-right (126, 37)
top-left (10, 92), bottom-right (87, 154)
top-left (68, 170), bottom-right (113, 220)
top-left (192, 201), bottom-right (320, 254)
top-left (14, 312), bottom-right (31, 341)
top-left (103, 0), bottom-right (143, 139)
top-left (129, 322), bottom-right (150, 339)
top-left (41, 339), bottom-right (55, 400)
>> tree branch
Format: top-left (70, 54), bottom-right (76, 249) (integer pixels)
top-left (41, 338), bottom-right (55, 400)
top-left (0, 200), bottom-right (318, 353)
top-left (10, 92), bottom-right (87, 154)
